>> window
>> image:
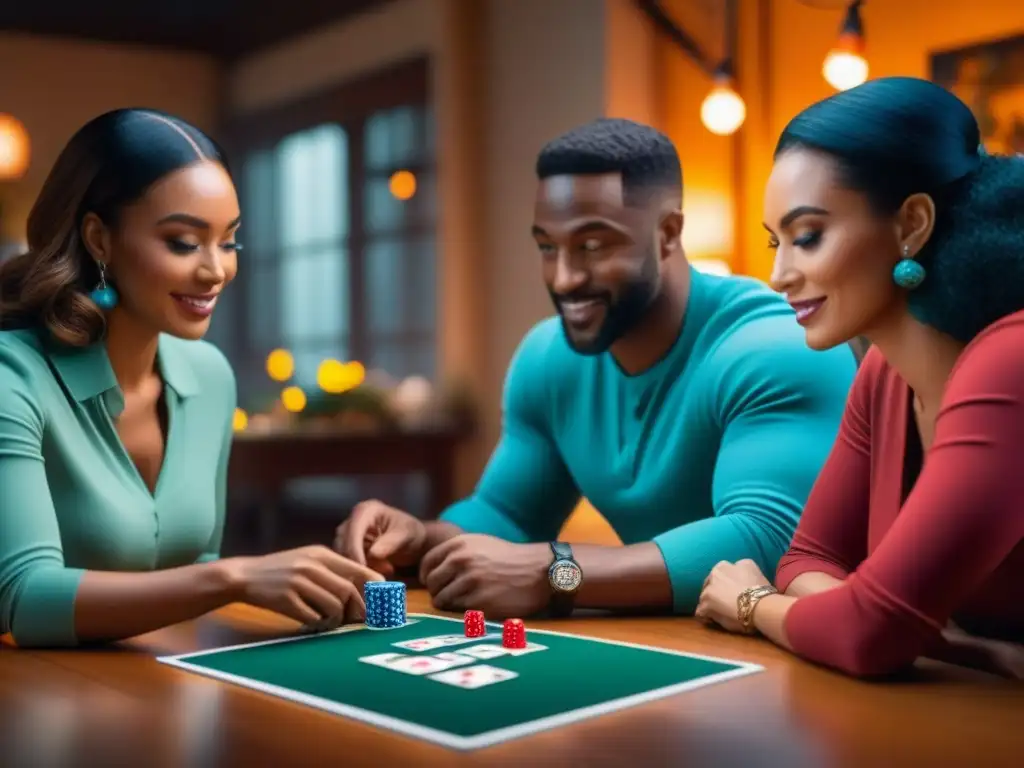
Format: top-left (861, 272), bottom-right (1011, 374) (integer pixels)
top-left (362, 105), bottom-right (437, 382)
top-left (213, 58), bottom-right (435, 406)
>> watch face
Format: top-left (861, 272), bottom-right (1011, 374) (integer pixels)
top-left (550, 561), bottom-right (582, 592)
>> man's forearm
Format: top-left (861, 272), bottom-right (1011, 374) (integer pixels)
top-left (424, 521), bottom-right (463, 552)
top-left (571, 542), bottom-right (673, 611)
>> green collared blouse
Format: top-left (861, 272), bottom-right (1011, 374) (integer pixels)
top-left (0, 328), bottom-right (235, 647)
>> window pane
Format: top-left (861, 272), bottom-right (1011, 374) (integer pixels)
top-left (292, 341), bottom-right (351, 390)
top-left (364, 170), bottom-right (436, 235)
top-left (242, 150), bottom-right (275, 261)
top-left (370, 339), bottom-right (435, 381)
top-left (365, 176), bottom-right (403, 233)
top-left (364, 235), bottom-right (435, 335)
top-left (247, 263), bottom-right (280, 348)
top-left (365, 106), bottom-right (422, 171)
top-left (280, 247), bottom-right (349, 344)
top-left (278, 124), bottom-right (349, 247)
top-left (365, 240), bottom-right (403, 335)
top-left (408, 234), bottom-right (436, 331)
top-left (423, 104), bottom-right (436, 157)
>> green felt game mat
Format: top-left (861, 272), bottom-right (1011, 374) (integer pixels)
top-left (158, 614), bottom-right (762, 750)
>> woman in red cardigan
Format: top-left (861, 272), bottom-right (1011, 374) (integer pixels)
top-left (696, 76), bottom-right (1024, 679)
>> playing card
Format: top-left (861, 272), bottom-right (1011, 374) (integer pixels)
top-left (358, 652), bottom-right (407, 668)
top-left (392, 634), bottom-right (466, 651)
top-left (429, 664), bottom-right (518, 689)
top-left (456, 644), bottom-right (510, 659)
top-left (503, 642), bottom-right (547, 656)
top-left (433, 652), bottom-right (476, 667)
top-left (388, 654), bottom-right (468, 675)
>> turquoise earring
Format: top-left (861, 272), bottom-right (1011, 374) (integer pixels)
top-left (892, 244), bottom-right (926, 290)
top-left (88, 261), bottom-right (119, 310)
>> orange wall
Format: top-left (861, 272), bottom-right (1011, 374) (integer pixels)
top-left (657, 0), bottom-right (1024, 283)
top-left (0, 33), bottom-right (222, 243)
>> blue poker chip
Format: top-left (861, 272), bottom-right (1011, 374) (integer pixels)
top-left (364, 581), bottom-right (407, 629)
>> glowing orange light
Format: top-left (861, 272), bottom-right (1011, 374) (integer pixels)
top-left (389, 170), bottom-right (417, 201)
top-left (0, 114), bottom-right (30, 180)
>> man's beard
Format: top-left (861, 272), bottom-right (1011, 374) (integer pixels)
top-left (553, 253), bottom-right (660, 355)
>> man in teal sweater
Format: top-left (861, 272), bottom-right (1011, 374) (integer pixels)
top-left (336, 118), bottom-right (856, 619)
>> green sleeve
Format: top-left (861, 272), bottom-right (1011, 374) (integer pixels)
top-left (0, 348), bottom-right (85, 647)
top-left (652, 322), bottom-right (855, 613)
top-left (440, 324), bottom-right (581, 542)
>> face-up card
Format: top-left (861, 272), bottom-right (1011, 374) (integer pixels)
top-left (429, 664), bottom-right (518, 689)
top-left (503, 642), bottom-right (548, 656)
top-left (392, 634), bottom-right (466, 651)
top-left (433, 652), bottom-right (476, 667)
top-left (388, 654), bottom-right (468, 675)
top-left (359, 652), bottom-right (408, 668)
top-left (456, 644), bottom-right (510, 660)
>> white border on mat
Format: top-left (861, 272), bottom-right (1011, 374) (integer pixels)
top-left (157, 613), bottom-right (763, 751)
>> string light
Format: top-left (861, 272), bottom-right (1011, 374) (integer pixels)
top-left (266, 349), bottom-right (294, 382)
top-left (823, 1), bottom-right (868, 91)
top-left (232, 408), bottom-right (249, 432)
top-left (701, 65), bottom-right (746, 136)
top-left (281, 386), bottom-right (307, 413)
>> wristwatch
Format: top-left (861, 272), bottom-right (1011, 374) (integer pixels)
top-left (547, 541), bottom-right (583, 617)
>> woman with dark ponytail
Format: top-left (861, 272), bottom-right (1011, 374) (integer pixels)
top-left (0, 109), bottom-right (379, 648)
top-left (697, 77), bottom-right (1024, 678)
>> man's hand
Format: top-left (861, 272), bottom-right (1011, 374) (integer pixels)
top-left (334, 500), bottom-right (428, 578)
top-left (418, 534), bottom-right (552, 618)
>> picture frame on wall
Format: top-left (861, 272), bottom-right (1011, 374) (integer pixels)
top-left (931, 33), bottom-right (1024, 155)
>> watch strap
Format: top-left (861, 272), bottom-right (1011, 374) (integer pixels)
top-left (550, 541), bottom-right (573, 561)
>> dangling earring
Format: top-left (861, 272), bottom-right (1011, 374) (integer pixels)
top-left (88, 261), bottom-right (119, 310)
top-left (892, 244), bottom-right (926, 290)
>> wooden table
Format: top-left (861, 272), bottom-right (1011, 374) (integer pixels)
top-left (2, 591), bottom-right (1021, 768)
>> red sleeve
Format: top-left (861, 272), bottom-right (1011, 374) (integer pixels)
top-left (783, 321), bottom-right (1024, 677)
top-left (774, 348), bottom-right (878, 590)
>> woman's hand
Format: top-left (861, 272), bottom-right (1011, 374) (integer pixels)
top-left (226, 545), bottom-right (385, 628)
top-left (696, 559), bottom-right (773, 633)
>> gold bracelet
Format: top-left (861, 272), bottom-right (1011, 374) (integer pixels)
top-left (737, 585), bottom-right (779, 634)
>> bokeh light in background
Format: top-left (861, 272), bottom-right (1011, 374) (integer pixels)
top-left (0, 114), bottom-right (30, 180)
top-left (232, 408), bottom-right (248, 432)
top-left (281, 386), bottom-right (307, 413)
top-left (317, 359), bottom-right (366, 393)
top-left (700, 79), bottom-right (746, 136)
top-left (266, 349), bottom-right (295, 381)
top-left (388, 169), bottom-right (417, 200)
top-left (822, 42), bottom-right (868, 91)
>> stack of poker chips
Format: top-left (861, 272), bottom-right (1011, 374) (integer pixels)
top-left (364, 581), bottom-right (406, 629)
top-left (463, 610), bottom-right (486, 637)
top-left (502, 618), bottom-right (527, 648)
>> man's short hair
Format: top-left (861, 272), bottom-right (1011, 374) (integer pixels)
top-left (535, 118), bottom-right (683, 207)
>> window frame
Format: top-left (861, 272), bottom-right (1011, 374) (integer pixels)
top-left (218, 55), bottom-right (433, 395)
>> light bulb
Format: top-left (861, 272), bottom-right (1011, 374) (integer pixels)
top-left (823, 49), bottom-right (868, 91)
top-left (700, 84), bottom-right (746, 136)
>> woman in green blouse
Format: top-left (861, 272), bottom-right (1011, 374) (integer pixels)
top-left (0, 109), bottom-right (379, 648)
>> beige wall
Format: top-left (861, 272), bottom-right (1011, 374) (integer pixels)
top-left (227, 0), bottom-right (657, 492)
top-left (0, 32), bottom-right (222, 241)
